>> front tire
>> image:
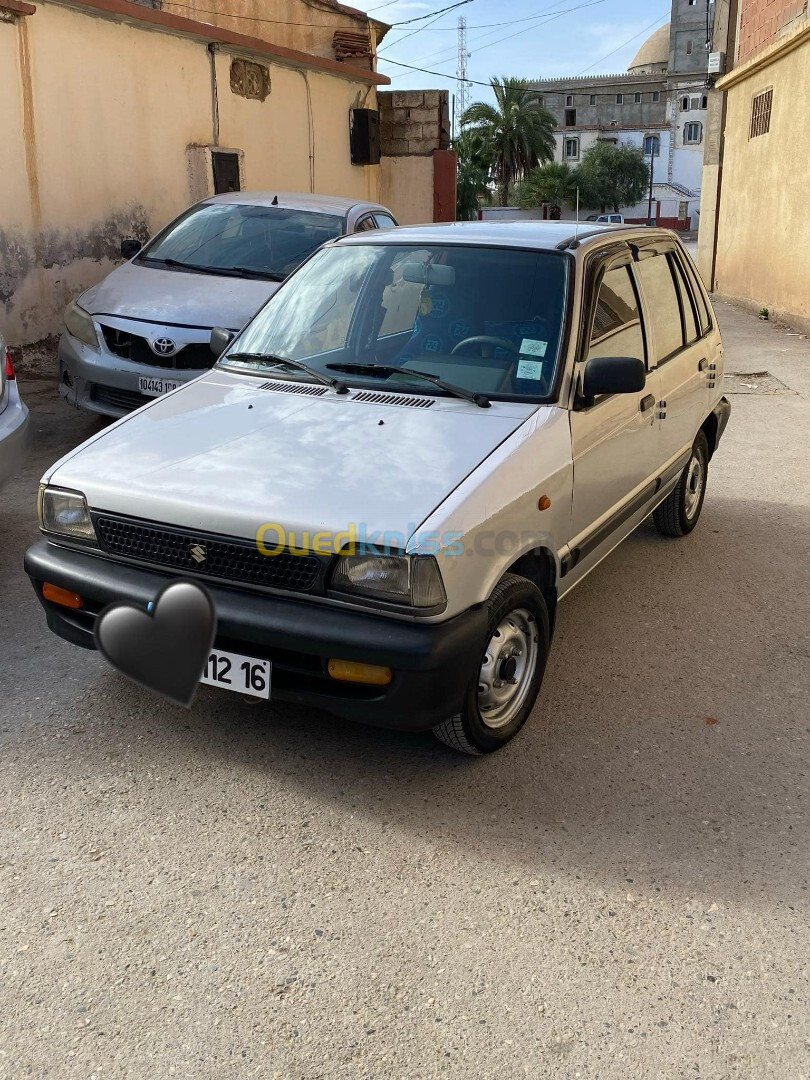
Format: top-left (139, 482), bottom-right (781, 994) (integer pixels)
top-left (653, 431), bottom-right (709, 537)
top-left (432, 574), bottom-right (549, 755)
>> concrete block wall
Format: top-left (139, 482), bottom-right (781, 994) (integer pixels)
top-left (737, 0), bottom-right (807, 63)
top-left (378, 89), bottom-right (451, 156)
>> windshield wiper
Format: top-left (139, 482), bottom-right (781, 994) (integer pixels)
top-left (226, 352), bottom-right (349, 395)
top-left (150, 258), bottom-right (225, 275)
top-left (326, 363), bottom-right (491, 409)
top-left (228, 267), bottom-right (286, 281)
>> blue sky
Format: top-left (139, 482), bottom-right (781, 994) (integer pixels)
top-left (365, 0), bottom-right (671, 101)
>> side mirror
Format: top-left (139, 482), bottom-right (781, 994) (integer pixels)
top-left (120, 238), bottom-right (142, 260)
top-left (582, 356), bottom-right (646, 400)
top-left (210, 327), bottom-right (235, 358)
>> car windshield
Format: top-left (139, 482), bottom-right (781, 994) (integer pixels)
top-left (139, 203), bottom-right (345, 279)
top-left (219, 242), bottom-right (568, 401)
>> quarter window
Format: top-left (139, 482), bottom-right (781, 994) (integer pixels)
top-left (588, 265), bottom-right (646, 368)
top-left (669, 254), bottom-right (700, 344)
top-left (635, 253), bottom-right (684, 362)
top-left (355, 215), bottom-right (378, 232)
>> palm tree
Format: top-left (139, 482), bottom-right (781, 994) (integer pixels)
top-left (519, 162), bottom-right (577, 219)
top-left (454, 129), bottom-right (493, 220)
top-left (461, 78), bottom-right (556, 207)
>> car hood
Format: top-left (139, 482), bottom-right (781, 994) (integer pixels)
top-left (47, 370), bottom-right (538, 545)
top-left (80, 261), bottom-right (280, 330)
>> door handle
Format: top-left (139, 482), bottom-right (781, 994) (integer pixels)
top-left (640, 394), bottom-right (656, 413)
top-left (698, 358), bottom-right (708, 372)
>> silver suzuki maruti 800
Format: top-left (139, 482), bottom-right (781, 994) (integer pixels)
top-left (28, 222), bottom-right (730, 754)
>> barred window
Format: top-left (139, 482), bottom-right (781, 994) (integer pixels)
top-left (750, 89), bottom-right (773, 139)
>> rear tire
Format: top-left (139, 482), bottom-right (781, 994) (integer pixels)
top-left (432, 574), bottom-right (549, 755)
top-left (653, 431), bottom-right (709, 538)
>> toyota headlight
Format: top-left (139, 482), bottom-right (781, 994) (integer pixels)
top-left (64, 301), bottom-right (99, 350)
top-left (331, 553), bottom-right (446, 610)
top-left (38, 485), bottom-right (97, 542)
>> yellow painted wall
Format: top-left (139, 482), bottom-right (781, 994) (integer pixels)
top-left (712, 32), bottom-right (810, 330)
top-left (0, 2), bottom-right (381, 344)
top-left (380, 156), bottom-right (434, 226)
top-left (162, 0), bottom-right (380, 62)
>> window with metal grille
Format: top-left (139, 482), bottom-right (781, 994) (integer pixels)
top-left (750, 88), bottom-right (773, 139)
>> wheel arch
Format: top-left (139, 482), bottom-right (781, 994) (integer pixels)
top-left (503, 547), bottom-right (558, 636)
top-left (701, 411), bottom-right (718, 460)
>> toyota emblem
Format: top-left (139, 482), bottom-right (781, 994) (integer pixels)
top-left (151, 337), bottom-right (177, 356)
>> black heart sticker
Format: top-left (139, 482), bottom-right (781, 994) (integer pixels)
top-left (94, 580), bottom-right (217, 707)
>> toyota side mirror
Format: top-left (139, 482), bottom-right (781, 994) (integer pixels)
top-left (582, 356), bottom-right (646, 401)
top-left (210, 327), bottom-right (235, 358)
top-left (120, 238), bottom-right (142, 260)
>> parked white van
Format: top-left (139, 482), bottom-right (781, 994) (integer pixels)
top-left (26, 222), bottom-right (730, 754)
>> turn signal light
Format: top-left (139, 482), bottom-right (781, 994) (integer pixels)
top-left (327, 659), bottom-right (392, 686)
top-left (42, 582), bottom-right (84, 609)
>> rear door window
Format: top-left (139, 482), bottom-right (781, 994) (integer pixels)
top-left (635, 253), bottom-right (684, 363)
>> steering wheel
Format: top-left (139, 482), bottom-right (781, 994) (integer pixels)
top-left (451, 335), bottom-right (521, 359)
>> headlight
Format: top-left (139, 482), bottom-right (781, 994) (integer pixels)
top-left (38, 485), bottom-right (97, 542)
top-left (331, 553), bottom-right (446, 610)
top-left (64, 302), bottom-right (99, 350)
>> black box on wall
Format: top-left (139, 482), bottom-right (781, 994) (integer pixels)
top-left (350, 109), bottom-right (381, 165)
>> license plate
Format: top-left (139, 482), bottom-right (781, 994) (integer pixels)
top-left (139, 376), bottom-right (180, 397)
top-left (200, 648), bottom-right (271, 699)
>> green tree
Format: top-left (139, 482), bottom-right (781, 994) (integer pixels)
top-left (461, 78), bottom-right (556, 207)
top-left (573, 142), bottom-right (650, 213)
top-left (519, 162), bottom-right (577, 218)
top-left (454, 129), bottom-right (493, 221)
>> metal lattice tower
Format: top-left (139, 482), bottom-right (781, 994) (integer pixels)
top-left (457, 16), bottom-right (471, 124)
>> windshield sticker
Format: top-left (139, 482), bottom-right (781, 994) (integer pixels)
top-left (517, 358), bottom-right (545, 381)
top-left (520, 338), bottom-right (548, 358)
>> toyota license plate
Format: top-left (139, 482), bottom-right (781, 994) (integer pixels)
top-left (139, 376), bottom-right (180, 397)
top-left (200, 648), bottom-right (271, 699)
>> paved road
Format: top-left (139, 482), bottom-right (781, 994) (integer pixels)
top-left (1, 305), bottom-right (808, 1079)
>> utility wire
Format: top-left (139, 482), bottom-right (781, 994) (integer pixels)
top-left (381, 57), bottom-right (708, 96)
top-left (386, 0), bottom-right (606, 74)
top-left (576, 11), bottom-right (670, 75)
top-left (158, 0), bottom-right (472, 28)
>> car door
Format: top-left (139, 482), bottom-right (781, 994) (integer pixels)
top-left (633, 243), bottom-right (708, 469)
top-left (569, 252), bottom-right (662, 550)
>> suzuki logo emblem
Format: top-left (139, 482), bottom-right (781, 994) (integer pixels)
top-left (152, 337), bottom-right (177, 356)
top-left (189, 544), bottom-right (207, 564)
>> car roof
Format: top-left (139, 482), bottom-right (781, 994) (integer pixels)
top-left (203, 191), bottom-right (388, 215)
top-left (334, 220), bottom-right (675, 252)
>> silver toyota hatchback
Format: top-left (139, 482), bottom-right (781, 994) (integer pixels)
top-left (58, 192), bottom-right (398, 418)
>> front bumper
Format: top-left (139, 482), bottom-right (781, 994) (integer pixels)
top-left (24, 540), bottom-right (487, 731)
top-left (58, 332), bottom-right (210, 418)
top-left (0, 394), bottom-right (30, 488)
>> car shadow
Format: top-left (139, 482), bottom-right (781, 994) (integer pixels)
top-left (52, 491), bottom-right (804, 909)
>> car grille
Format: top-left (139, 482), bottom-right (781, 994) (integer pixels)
top-left (93, 515), bottom-right (326, 593)
top-left (89, 384), bottom-right (153, 412)
top-left (100, 325), bottom-right (216, 370)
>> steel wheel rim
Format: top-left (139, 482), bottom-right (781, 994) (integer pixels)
top-left (477, 608), bottom-right (539, 730)
top-left (684, 452), bottom-right (705, 519)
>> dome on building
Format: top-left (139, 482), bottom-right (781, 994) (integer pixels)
top-left (627, 23), bottom-right (670, 73)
